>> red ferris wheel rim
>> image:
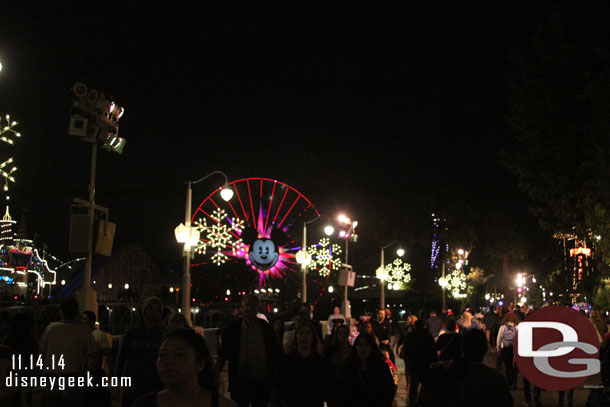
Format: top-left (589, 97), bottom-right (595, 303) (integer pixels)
top-left (192, 177), bottom-right (320, 228)
top-left (190, 177), bottom-right (320, 281)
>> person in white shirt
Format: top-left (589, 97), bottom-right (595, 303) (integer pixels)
top-left (327, 306), bottom-right (345, 336)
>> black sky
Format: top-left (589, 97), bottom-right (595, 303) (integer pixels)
top-left (0, 3), bottom-right (557, 275)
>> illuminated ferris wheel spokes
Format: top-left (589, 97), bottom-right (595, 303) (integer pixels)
top-left (192, 178), bottom-right (319, 280)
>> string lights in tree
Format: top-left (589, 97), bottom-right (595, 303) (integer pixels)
top-left (0, 115), bottom-right (20, 201)
top-left (193, 208), bottom-right (244, 265)
top-left (385, 258), bottom-right (412, 289)
top-left (306, 237), bottom-right (342, 277)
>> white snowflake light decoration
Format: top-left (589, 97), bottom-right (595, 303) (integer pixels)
top-left (0, 115), bottom-right (20, 200)
top-left (194, 208), bottom-right (244, 265)
top-left (446, 269), bottom-right (467, 298)
top-left (385, 258), bottom-right (412, 289)
top-left (307, 238), bottom-right (342, 277)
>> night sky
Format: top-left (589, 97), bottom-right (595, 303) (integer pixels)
top-left (0, 3), bottom-right (558, 280)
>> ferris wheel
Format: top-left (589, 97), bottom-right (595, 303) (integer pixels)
top-left (191, 177), bottom-right (319, 282)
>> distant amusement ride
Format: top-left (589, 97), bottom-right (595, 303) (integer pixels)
top-left (190, 177), bottom-right (319, 283)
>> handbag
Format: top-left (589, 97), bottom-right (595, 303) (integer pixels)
top-left (437, 333), bottom-right (457, 358)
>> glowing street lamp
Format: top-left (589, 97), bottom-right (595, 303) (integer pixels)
top-left (378, 241), bottom-right (404, 309)
top-left (175, 171), bottom-right (233, 324)
top-left (295, 215), bottom-right (333, 302)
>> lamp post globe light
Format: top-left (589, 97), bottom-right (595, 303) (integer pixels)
top-left (295, 216), bottom-right (334, 303)
top-left (377, 241), bottom-right (404, 309)
top-left (175, 171), bottom-right (233, 324)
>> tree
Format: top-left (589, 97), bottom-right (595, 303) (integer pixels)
top-left (506, 3), bottom-right (610, 286)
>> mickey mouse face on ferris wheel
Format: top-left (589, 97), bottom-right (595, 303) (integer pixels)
top-left (242, 228), bottom-right (288, 272)
top-left (249, 239), bottom-right (279, 271)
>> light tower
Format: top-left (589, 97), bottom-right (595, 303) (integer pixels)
top-left (69, 82), bottom-right (126, 316)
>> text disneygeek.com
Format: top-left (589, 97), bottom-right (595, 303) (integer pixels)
top-left (6, 371), bottom-right (132, 391)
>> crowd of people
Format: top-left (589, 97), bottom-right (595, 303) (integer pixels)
top-left (392, 304), bottom-right (610, 407)
top-left (1, 296), bottom-right (610, 407)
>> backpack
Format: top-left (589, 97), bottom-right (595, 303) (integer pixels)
top-left (502, 324), bottom-right (515, 347)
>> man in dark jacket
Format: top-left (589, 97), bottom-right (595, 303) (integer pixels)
top-left (373, 309), bottom-right (394, 363)
top-left (425, 310), bottom-right (443, 340)
top-left (419, 329), bottom-right (512, 407)
top-left (403, 320), bottom-right (437, 405)
top-left (483, 306), bottom-right (500, 349)
top-left (217, 295), bottom-right (279, 407)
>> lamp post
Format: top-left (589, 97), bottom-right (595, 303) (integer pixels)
top-left (69, 83), bottom-right (126, 316)
top-left (338, 214), bottom-right (357, 319)
top-left (295, 216), bottom-right (334, 303)
top-left (175, 171), bottom-right (233, 324)
top-left (376, 242), bottom-right (404, 309)
top-left (439, 271), bottom-right (448, 310)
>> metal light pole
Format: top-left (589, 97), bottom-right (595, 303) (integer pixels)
top-left (296, 216), bottom-right (333, 303)
top-left (380, 246), bottom-right (385, 309)
top-left (82, 141), bottom-right (98, 314)
top-left (337, 214), bottom-right (357, 319)
top-left (301, 221), bottom-right (308, 303)
top-left (377, 242), bottom-right (404, 309)
top-left (441, 261), bottom-right (446, 310)
top-left (70, 82), bottom-right (126, 316)
top-left (182, 181), bottom-right (193, 324)
top-left (175, 171), bottom-right (233, 324)
top-left (344, 237), bottom-right (349, 318)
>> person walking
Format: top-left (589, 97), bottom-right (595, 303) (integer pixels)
top-left (496, 311), bottom-right (521, 390)
top-left (132, 328), bottom-right (236, 407)
top-left (342, 333), bottom-right (396, 407)
top-left (461, 329), bottom-right (513, 406)
top-left (274, 321), bottom-right (331, 406)
top-left (483, 306), bottom-right (500, 350)
top-left (402, 320), bottom-right (437, 405)
top-left (116, 296), bottom-right (165, 407)
top-left (323, 324), bottom-right (351, 407)
top-left (425, 310), bottom-right (443, 341)
top-left (419, 329), bottom-right (513, 407)
top-left (40, 298), bottom-right (99, 406)
top-left (457, 311), bottom-right (480, 334)
top-left (436, 316), bottom-right (463, 361)
top-left (327, 306), bottom-right (345, 336)
top-left (217, 295), bottom-right (279, 407)
top-left (82, 311), bottom-right (112, 407)
top-left (373, 309), bottom-right (394, 363)
top-left (385, 308), bottom-right (400, 353)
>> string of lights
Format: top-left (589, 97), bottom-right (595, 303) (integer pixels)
top-left (0, 114), bottom-right (20, 202)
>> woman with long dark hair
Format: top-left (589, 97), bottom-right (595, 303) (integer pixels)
top-left (274, 321), bottom-right (331, 406)
top-left (323, 324), bottom-right (352, 407)
top-left (132, 328), bottom-right (235, 407)
top-left (341, 333), bottom-right (396, 407)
